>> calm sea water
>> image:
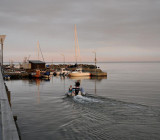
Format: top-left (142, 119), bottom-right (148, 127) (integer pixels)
top-left (6, 63), bottom-right (160, 140)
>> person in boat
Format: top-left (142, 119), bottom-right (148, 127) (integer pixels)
top-left (75, 81), bottom-right (81, 95)
top-left (69, 85), bottom-right (72, 92)
top-left (67, 85), bottom-right (75, 96)
top-left (68, 85), bottom-right (72, 96)
top-left (75, 81), bottom-right (80, 87)
top-left (72, 88), bottom-right (75, 96)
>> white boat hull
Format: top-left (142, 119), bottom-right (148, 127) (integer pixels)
top-left (66, 91), bottom-right (86, 97)
top-left (69, 72), bottom-right (90, 77)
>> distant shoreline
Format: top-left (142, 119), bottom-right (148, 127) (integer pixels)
top-left (3, 61), bottom-right (160, 64)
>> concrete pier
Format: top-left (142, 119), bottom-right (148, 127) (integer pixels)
top-left (0, 66), bottom-right (20, 140)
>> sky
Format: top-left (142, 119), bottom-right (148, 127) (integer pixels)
top-left (0, 0), bottom-right (160, 62)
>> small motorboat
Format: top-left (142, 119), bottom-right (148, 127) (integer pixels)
top-left (42, 71), bottom-right (51, 79)
top-left (66, 87), bottom-right (86, 97)
top-left (4, 75), bottom-right (11, 80)
top-left (66, 81), bottom-right (86, 97)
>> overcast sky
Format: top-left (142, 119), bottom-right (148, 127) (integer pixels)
top-left (0, 0), bottom-right (160, 62)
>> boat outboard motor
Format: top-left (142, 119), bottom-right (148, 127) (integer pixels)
top-left (81, 88), bottom-right (85, 96)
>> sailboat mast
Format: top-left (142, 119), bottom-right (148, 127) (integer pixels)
top-left (37, 40), bottom-right (40, 60)
top-left (76, 31), bottom-right (81, 63)
top-left (39, 44), bottom-right (45, 62)
top-left (74, 24), bottom-right (78, 64)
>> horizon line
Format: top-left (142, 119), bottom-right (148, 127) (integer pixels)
top-left (4, 60), bottom-right (160, 64)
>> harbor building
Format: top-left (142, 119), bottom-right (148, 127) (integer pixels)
top-left (22, 60), bottom-right (45, 69)
top-left (28, 60), bottom-right (45, 69)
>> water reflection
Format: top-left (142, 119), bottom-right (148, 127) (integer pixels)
top-left (90, 76), bottom-right (107, 81)
top-left (5, 63), bottom-right (160, 140)
top-left (26, 78), bottom-right (50, 85)
top-left (69, 76), bottom-right (91, 80)
top-left (26, 78), bottom-right (50, 104)
top-left (94, 79), bottom-right (97, 95)
top-left (22, 76), bottom-right (107, 102)
top-left (67, 76), bottom-right (107, 95)
top-left (68, 76), bottom-right (107, 81)
top-left (35, 78), bottom-right (40, 104)
top-left (60, 76), bottom-right (66, 93)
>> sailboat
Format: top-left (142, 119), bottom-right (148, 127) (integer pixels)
top-left (32, 41), bottom-right (42, 78)
top-left (32, 41), bottom-right (49, 78)
top-left (69, 25), bottom-right (91, 77)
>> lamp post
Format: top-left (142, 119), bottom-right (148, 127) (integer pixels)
top-left (92, 51), bottom-right (97, 67)
top-left (92, 51), bottom-right (97, 94)
top-left (60, 54), bottom-right (65, 64)
top-left (0, 35), bottom-right (6, 67)
top-left (92, 51), bottom-right (97, 75)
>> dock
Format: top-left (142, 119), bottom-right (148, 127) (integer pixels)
top-left (90, 71), bottom-right (107, 77)
top-left (0, 66), bottom-right (20, 140)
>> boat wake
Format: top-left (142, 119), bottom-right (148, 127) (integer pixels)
top-left (73, 95), bottom-right (103, 103)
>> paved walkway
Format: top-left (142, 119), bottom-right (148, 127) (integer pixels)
top-left (0, 103), bottom-right (2, 140)
top-left (0, 66), bottom-right (19, 140)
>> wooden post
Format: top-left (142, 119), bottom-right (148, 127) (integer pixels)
top-left (4, 83), bottom-right (11, 106)
top-left (7, 90), bottom-right (11, 107)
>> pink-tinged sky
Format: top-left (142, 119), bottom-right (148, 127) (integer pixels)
top-left (0, 0), bottom-right (160, 62)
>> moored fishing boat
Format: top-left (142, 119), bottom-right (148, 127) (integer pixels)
top-left (53, 68), bottom-right (71, 76)
top-left (32, 69), bottom-right (42, 78)
top-left (68, 68), bottom-right (90, 77)
top-left (4, 75), bottom-right (11, 80)
top-left (42, 71), bottom-right (51, 79)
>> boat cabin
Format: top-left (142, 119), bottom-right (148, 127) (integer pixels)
top-left (75, 68), bottom-right (82, 73)
top-left (28, 60), bottom-right (46, 69)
